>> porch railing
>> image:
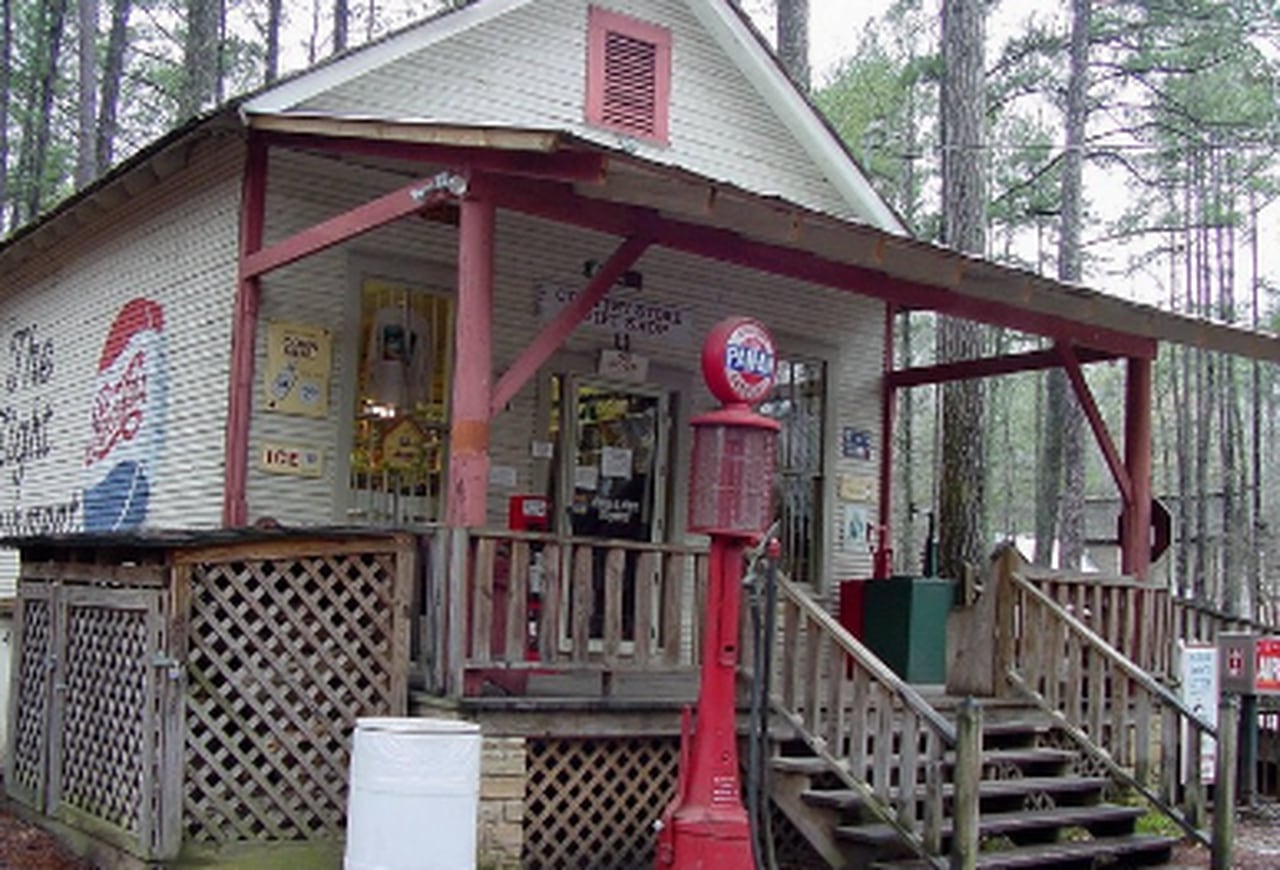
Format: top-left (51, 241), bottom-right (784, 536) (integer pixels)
top-left (1002, 559), bottom-right (1216, 843)
top-left (1021, 567), bottom-right (1173, 677)
top-left (1172, 596), bottom-right (1279, 644)
top-left (768, 572), bottom-right (957, 865)
top-left (438, 529), bottom-right (709, 694)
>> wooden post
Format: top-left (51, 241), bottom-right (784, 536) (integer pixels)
top-left (446, 187), bottom-right (495, 528)
top-left (1212, 695), bottom-right (1238, 870)
top-left (993, 546), bottom-right (1020, 695)
top-left (951, 697), bottom-right (981, 870)
top-left (1240, 692), bottom-right (1258, 807)
top-left (223, 133), bottom-right (268, 527)
top-left (447, 528), bottom-right (470, 697)
top-left (1122, 356), bottom-right (1152, 578)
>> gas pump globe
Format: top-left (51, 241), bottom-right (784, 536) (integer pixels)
top-left (689, 316), bottom-right (781, 536)
top-left (657, 316), bottom-right (779, 869)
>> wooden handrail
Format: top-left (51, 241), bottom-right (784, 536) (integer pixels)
top-left (1005, 566), bottom-right (1221, 849)
top-left (1012, 572), bottom-right (1216, 736)
top-left (468, 527), bottom-right (709, 556)
top-left (777, 574), bottom-right (957, 743)
top-left (766, 574), bottom-right (957, 867)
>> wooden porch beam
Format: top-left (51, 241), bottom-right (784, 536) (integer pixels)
top-left (239, 171), bottom-right (468, 280)
top-left (489, 235), bottom-right (652, 418)
top-left (1057, 343), bottom-right (1133, 506)
top-left (489, 178), bottom-right (1158, 359)
top-left (223, 134), bottom-right (268, 527)
top-left (260, 131), bottom-right (607, 183)
top-left (888, 346), bottom-right (1117, 389)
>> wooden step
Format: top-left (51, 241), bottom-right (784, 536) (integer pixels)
top-left (871, 833), bottom-right (1177, 868)
top-left (800, 775), bottom-right (1111, 812)
top-left (836, 803), bottom-right (1146, 848)
top-left (771, 746), bottom-right (1074, 779)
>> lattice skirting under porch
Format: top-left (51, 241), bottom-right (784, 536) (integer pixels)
top-left (5, 533), bottom-right (414, 863)
top-left (521, 736), bottom-right (824, 869)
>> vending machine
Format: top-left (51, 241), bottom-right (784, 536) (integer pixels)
top-left (508, 495), bottom-right (550, 659)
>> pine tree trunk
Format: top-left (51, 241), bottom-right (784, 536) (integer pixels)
top-left (334, 0), bottom-right (348, 53)
top-left (23, 0), bottom-right (70, 220)
top-left (1057, 0), bottom-right (1090, 572)
top-left (0, 0), bottom-right (10, 232)
top-left (1193, 149), bottom-right (1213, 603)
top-left (180, 0), bottom-right (221, 119)
top-left (897, 310), bottom-right (916, 572)
top-left (1216, 144), bottom-right (1241, 614)
top-left (95, 0), bottom-right (130, 173)
top-left (265, 0), bottom-right (282, 83)
top-left (75, 0), bottom-right (100, 188)
top-left (937, 0), bottom-right (987, 580)
top-left (776, 0), bottom-right (810, 91)
top-left (1178, 170), bottom-right (1194, 596)
top-left (1036, 369), bottom-right (1065, 566)
top-left (1250, 190), bottom-right (1263, 615)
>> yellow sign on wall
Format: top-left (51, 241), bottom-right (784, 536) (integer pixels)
top-left (264, 321), bottom-right (332, 417)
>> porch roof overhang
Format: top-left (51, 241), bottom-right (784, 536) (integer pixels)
top-left (3, 108), bottom-right (1277, 364)
top-left (245, 112), bottom-right (1280, 364)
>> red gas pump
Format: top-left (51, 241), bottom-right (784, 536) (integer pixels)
top-left (656, 317), bottom-right (779, 869)
top-left (508, 495), bottom-right (549, 660)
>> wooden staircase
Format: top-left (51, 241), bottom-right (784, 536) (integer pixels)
top-left (767, 701), bottom-right (1178, 868)
top-left (757, 554), bottom-right (1218, 869)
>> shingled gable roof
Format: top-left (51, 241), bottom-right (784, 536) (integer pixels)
top-left (239, 0), bottom-right (905, 233)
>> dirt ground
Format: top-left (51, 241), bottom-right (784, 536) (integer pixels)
top-left (0, 800), bottom-right (1276, 868)
top-left (0, 808), bottom-right (89, 870)
top-left (1167, 798), bottom-right (1280, 869)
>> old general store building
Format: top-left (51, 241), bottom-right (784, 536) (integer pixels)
top-left (0, 0), bottom-right (1277, 867)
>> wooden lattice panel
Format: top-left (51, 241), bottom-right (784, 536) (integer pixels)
top-left (58, 602), bottom-right (152, 836)
top-left (183, 552), bottom-right (405, 844)
top-left (768, 801), bottom-right (829, 870)
top-left (523, 736), bottom-right (679, 869)
top-left (8, 592), bottom-right (52, 808)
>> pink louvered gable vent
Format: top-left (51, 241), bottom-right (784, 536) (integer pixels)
top-left (603, 31), bottom-right (659, 136)
top-left (586, 6), bottom-right (671, 144)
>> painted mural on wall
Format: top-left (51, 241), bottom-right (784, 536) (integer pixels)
top-left (0, 323), bottom-right (76, 536)
top-left (83, 298), bottom-right (169, 532)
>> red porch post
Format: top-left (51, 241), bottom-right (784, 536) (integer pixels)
top-left (447, 186), bottom-right (496, 528)
top-left (1122, 356), bottom-right (1153, 578)
top-left (223, 134), bottom-right (267, 527)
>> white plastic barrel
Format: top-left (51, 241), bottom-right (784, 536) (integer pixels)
top-left (344, 717), bottom-right (481, 870)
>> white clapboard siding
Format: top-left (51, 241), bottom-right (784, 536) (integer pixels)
top-left (252, 147), bottom-right (881, 583)
top-left (292, 0), bottom-right (863, 222)
top-left (0, 135), bottom-right (242, 596)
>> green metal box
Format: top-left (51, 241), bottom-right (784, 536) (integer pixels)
top-left (861, 576), bottom-right (956, 684)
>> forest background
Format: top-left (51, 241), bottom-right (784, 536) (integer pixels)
top-left (0, 0), bottom-right (1277, 618)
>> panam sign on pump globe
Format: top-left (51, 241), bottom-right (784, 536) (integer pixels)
top-left (700, 317), bottom-right (777, 406)
top-left (84, 298), bottom-right (168, 532)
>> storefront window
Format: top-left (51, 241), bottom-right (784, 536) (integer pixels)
top-left (760, 358), bottom-right (826, 586)
top-left (348, 279), bottom-right (453, 525)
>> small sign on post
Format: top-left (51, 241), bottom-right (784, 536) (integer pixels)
top-left (1219, 633), bottom-right (1280, 696)
top-left (1178, 642), bottom-right (1218, 783)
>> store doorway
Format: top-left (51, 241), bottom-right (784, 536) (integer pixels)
top-left (553, 376), bottom-right (670, 644)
